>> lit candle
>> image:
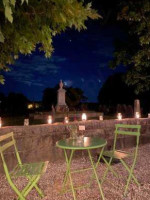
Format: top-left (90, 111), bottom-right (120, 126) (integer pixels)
top-left (48, 115), bottom-right (52, 124)
top-left (99, 115), bottom-right (103, 121)
top-left (117, 113), bottom-right (122, 120)
top-left (148, 113), bottom-right (150, 118)
top-left (84, 137), bottom-right (90, 146)
top-left (135, 112), bottom-right (140, 119)
top-left (82, 113), bottom-right (87, 121)
top-left (24, 119), bottom-right (29, 126)
top-left (64, 116), bottom-right (69, 123)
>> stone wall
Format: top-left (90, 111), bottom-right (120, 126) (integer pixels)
top-left (0, 118), bottom-right (150, 173)
top-left (31, 112), bottom-right (103, 120)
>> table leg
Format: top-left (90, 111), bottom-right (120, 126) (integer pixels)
top-left (63, 149), bottom-right (77, 200)
top-left (88, 149), bottom-right (105, 200)
top-left (89, 146), bottom-right (105, 185)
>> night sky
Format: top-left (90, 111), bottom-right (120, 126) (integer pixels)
top-left (0, 20), bottom-right (125, 102)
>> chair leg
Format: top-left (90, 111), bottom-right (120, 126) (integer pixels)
top-left (23, 175), bottom-right (41, 198)
top-left (33, 183), bottom-right (44, 198)
top-left (62, 149), bottom-right (74, 193)
top-left (88, 149), bottom-right (105, 200)
top-left (124, 170), bottom-right (133, 196)
top-left (7, 177), bottom-right (26, 200)
top-left (17, 175), bottom-right (42, 200)
top-left (120, 159), bottom-right (140, 186)
top-left (27, 175), bottom-right (44, 198)
top-left (101, 156), bottom-right (118, 183)
top-left (64, 149), bottom-right (76, 200)
top-left (120, 159), bottom-right (140, 196)
top-left (88, 146), bottom-right (105, 186)
top-left (20, 176), bottom-right (35, 197)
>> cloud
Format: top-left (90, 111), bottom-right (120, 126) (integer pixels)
top-left (6, 54), bottom-right (67, 86)
top-left (93, 46), bottom-right (114, 59)
top-left (64, 80), bottom-right (73, 87)
top-left (81, 78), bottom-right (85, 82)
top-left (98, 63), bottom-right (108, 68)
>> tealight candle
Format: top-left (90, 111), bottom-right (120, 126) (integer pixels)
top-left (24, 119), bottom-right (29, 126)
top-left (99, 115), bottom-right (103, 121)
top-left (82, 113), bottom-right (87, 121)
top-left (48, 115), bottom-right (52, 124)
top-left (135, 112), bottom-right (140, 119)
top-left (117, 113), bottom-right (122, 120)
top-left (64, 116), bottom-right (69, 123)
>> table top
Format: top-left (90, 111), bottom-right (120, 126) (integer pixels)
top-left (56, 137), bottom-right (107, 150)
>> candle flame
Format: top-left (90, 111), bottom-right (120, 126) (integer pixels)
top-left (82, 113), bottom-right (87, 121)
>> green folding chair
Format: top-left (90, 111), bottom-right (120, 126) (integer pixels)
top-left (101, 124), bottom-right (141, 196)
top-left (0, 132), bottom-right (49, 200)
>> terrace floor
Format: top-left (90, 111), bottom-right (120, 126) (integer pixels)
top-left (0, 144), bottom-right (150, 200)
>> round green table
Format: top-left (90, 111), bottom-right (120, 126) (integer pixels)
top-left (56, 137), bottom-right (107, 200)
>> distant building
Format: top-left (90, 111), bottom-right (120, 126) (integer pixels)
top-left (27, 101), bottom-right (41, 110)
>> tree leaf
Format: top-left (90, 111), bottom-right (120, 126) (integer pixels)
top-left (2, 0), bottom-right (9, 7)
top-left (21, 0), bottom-right (28, 5)
top-left (10, 0), bottom-right (16, 7)
top-left (0, 30), bottom-right (5, 43)
top-left (0, 0), bottom-right (99, 84)
top-left (0, 75), bottom-right (5, 84)
top-left (5, 5), bottom-right (13, 23)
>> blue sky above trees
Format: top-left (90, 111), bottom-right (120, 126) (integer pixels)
top-left (0, 20), bottom-right (125, 102)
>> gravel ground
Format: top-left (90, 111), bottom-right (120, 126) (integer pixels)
top-left (0, 144), bottom-right (150, 200)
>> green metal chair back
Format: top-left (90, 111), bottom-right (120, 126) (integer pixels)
top-left (113, 124), bottom-right (141, 152)
top-left (0, 132), bottom-right (22, 174)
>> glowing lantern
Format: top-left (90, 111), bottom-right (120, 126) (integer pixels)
top-left (28, 104), bottom-right (33, 109)
top-left (117, 113), bottom-right (122, 120)
top-left (48, 115), bottom-right (52, 124)
top-left (82, 113), bottom-right (87, 121)
top-left (24, 119), bottom-right (29, 126)
top-left (135, 112), bottom-right (140, 119)
top-left (84, 137), bottom-right (90, 146)
top-left (64, 116), bottom-right (69, 123)
top-left (99, 115), bottom-right (103, 121)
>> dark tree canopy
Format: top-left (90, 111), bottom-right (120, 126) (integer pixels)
top-left (0, 92), bottom-right (28, 116)
top-left (98, 73), bottom-right (150, 114)
top-left (0, 0), bottom-right (100, 83)
top-left (42, 87), bottom-right (57, 110)
top-left (98, 73), bottom-right (135, 106)
top-left (66, 87), bottom-right (87, 108)
top-left (42, 86), bottom-right (87, 111)
top-left (110, 0), bottom-right (150, 93)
